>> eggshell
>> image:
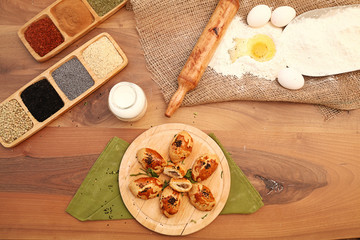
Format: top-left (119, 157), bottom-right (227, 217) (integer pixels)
top-left (271, 6), bottom-right (296, 27)
top-left (247, 5), bottom-right (272, 28)
top-left (277, 68), bottom-right (304, 90)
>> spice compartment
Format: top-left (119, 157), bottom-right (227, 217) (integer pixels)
top-left (18, 0), bottom-right (127, 62)
top-left (0, 32), bottom-right (128, 148)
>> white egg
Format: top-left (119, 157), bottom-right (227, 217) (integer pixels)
top-left (277, 68), bottom-right (304, 90)
top-left (271, 6), bottom-right (296, 27)
top-left (247, 5), bottom-right (272, 28)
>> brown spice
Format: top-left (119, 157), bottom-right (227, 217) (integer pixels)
top-left (0, 99), bottom-right (33, 144)
top-left (51, 0), bottom-right (94, 37)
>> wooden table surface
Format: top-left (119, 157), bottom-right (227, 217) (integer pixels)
top-left (1, 1), bottom-right (360, 239)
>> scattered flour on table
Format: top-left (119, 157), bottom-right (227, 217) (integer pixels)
top-left (209, 16), bottom-right (286, 81)
top-left (281, 6), bottom-right (360, 76)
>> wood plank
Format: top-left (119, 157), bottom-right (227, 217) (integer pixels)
top-left (0, 0), bottom-right (359, 239)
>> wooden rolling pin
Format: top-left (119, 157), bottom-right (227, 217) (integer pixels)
top-left (165, 0), bottom-right (240, 117)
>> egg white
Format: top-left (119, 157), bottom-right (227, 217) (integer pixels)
top-left (209, 16), bottom-right (287, 81)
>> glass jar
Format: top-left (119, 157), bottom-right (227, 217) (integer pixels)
top-left (108, 82), bottom-right (147, 122)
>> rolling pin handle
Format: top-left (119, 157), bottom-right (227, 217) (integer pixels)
top-left (165, 0), bottom-right (239, 117)
top-left (165, 84), bottom-right (189, 117)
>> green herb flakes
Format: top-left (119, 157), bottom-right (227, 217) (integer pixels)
top-left (86, 0), bottom-right (124, 17)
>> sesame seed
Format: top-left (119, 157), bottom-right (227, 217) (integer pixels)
top-left (0, 99), bottom-right (33, 143)
top-left (82, 36), bottom-right (123, 79)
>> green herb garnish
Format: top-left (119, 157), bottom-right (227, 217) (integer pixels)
top-left (130, 168), bottom-right (159, 178)
top-left (201, 214), bottom-right (208, 219)
top-left (162, 180), bottom-right (169, 190)
top-left (129, 172), bottom-right (147, 177)
top-left (184, 169), bottom-right (196, 183)
top-left (190, 219), bottom-right (197, 224)
top-left (147, 168), bottom-right (159, 178)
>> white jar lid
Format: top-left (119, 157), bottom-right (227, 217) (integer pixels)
top-left (108, 82), bottom-right (147, 121)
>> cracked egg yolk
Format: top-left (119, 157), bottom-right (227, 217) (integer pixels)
top-left (229, 34), bottom-right (276, 62)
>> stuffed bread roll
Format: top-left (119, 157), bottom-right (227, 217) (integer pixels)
top-left (129, 177), bottom-right (163, 200)
top-left (188, 183), bottom-right (216, 211)
top-left (169, 178), bottom-right (192, 192)
top-left (163, 163), bottom-right (186, 179)
top-left (136, 148), bottom-right (167, 174)
top-left (160, 186), bottom-right (182, 218)
top-left (169, 130), bottom-right (193, 163)
top-left (191, 153), bottom-right (219, 182)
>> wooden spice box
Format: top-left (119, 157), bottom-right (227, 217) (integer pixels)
top-left (18, 0), bottom-right (127, 62)
top-left (0, 32), bottom-right (128, 148)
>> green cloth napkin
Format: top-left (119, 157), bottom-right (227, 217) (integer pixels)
top-left (66, 135), bottom-right (263, 221)
top-left (209, 133), bottom-right (263, 214)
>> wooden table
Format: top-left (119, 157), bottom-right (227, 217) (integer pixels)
top-left (1, 1), bottom-right (359, 239)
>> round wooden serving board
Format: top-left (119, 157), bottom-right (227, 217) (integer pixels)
top-left (119, 123), bottom-right (230, 236)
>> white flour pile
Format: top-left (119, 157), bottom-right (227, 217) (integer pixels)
top-left (210, 6), bottom-right (360, 80)
top-left (209, 16), bottom-right (286, 81)
top-left (281, 6), bottom-right (360, 76)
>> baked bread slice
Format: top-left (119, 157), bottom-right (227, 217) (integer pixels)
top-left (169, 130), bottom-right (193, 163)
top-left (191, 153), bottom-right (219, 182)
top-left (136, 148), bottom-right (167, 174)
top-left (129, 177), bottom-right (163, 200)
top-left (169, 178), bottom-right (192, 192)
top-left (188, 183), bottom-right (216, 211)
top-left (160, 186), bottom-right (182, 218)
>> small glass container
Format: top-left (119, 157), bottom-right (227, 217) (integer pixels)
top-left (108, 82), bottom-right (147, 122)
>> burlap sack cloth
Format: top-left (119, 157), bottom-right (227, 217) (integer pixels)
top-left (127, 0), bottom-right (360, 119)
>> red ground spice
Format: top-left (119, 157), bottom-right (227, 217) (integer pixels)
top-left (24, 16), bottom-right (64, 57)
